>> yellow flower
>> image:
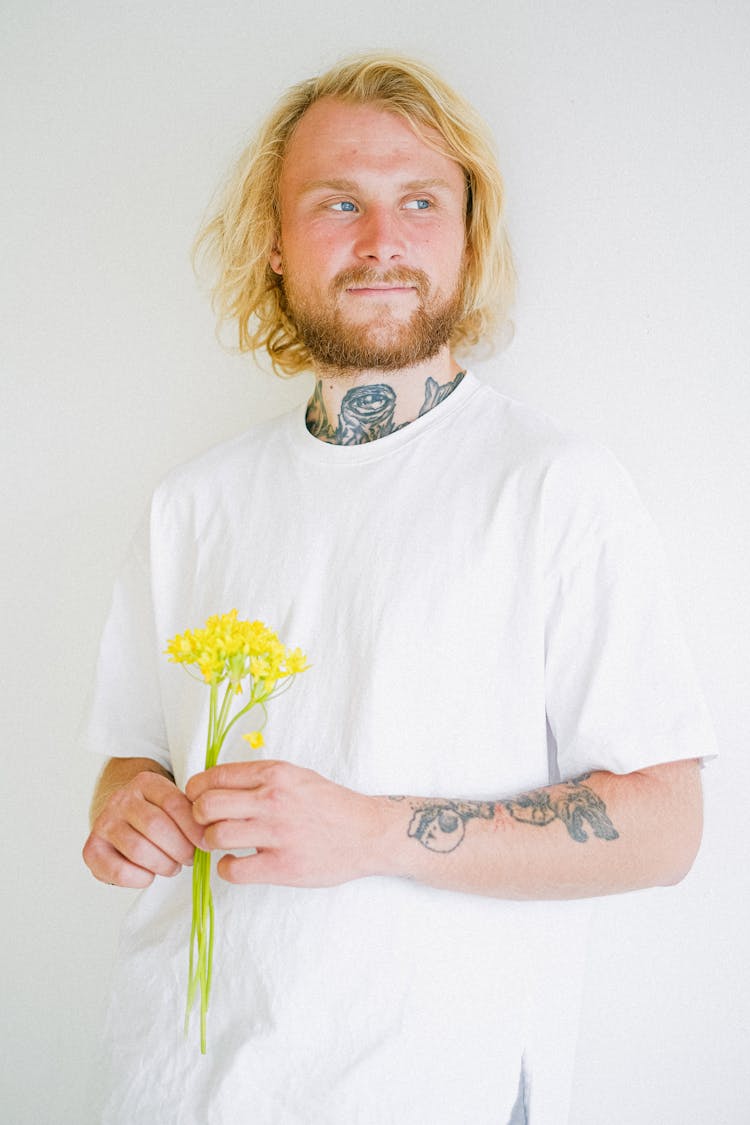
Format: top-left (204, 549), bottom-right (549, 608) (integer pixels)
top-left (166, 610), bottom-right (308, 692)
top-left (284, 647), bottom-right (309, 674)
top-left (168, 608), bottom-right (309, 1054)
top-left (249, 656), bottom-right (271, 681)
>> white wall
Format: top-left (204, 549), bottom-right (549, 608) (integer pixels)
top-left (2, 2), bottom-right (748, 1121)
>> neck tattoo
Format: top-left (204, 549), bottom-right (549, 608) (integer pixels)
top-left (306, 370), bottom-right (466, 446)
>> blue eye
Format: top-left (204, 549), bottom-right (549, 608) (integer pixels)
top-left (405, 198), bottom-right (431, 210)
top-left (332, 200), bottom-right (357, 212)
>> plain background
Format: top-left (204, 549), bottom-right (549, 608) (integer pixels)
top-left (2, 1), bottom-right (748, 1121)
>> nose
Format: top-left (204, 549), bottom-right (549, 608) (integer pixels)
top-left (353, 206), bottom-right (406, 263)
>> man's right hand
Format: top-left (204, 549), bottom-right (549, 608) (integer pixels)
top-left (83, 758), bottom-right (205, 888)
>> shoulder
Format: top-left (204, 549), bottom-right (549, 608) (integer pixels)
top-left (465, 372), bottom-right (654, 560)
top-left (149, 408), bottom-right (298, 513)
top-left (467, 372), bottom-right (638, 495)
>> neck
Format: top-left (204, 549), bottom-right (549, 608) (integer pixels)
top-left (305, 351), bottom-right (466, 446)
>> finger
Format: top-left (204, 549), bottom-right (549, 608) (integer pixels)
top-left (204, 818), bottom-right (276, 851)
top-left (140, 776), bottom-right (206, 850)
top-left (216, 850), bottom-right (280, 885)
top-left (82, 835), bottom-right (156, 889)
top-left (192, 788), bottom-right (267, 826)
top-left (105, 821), bottom-right (185, 878)
top-left (127, 800), bottom-right (201, 864)
top-left (186, 760), bottom-right (281, 801)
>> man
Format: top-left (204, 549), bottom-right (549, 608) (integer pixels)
top-left (83, 54), bottom-right (715, 1124)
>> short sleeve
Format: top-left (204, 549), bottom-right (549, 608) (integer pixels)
top-left (80, 510), bottom-right (172, 771)
top-left (543, 446), bottom-right (718, 778)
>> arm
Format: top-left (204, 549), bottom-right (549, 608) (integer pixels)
top-left (379, 760), bottom-right (703, 899)
top-left (185, 756), bottom-right (703, 899)
top-left (83, 757), bottom-right (206, 888)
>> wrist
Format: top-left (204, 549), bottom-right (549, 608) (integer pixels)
top-left (357, 795), bottom-right (421, 882)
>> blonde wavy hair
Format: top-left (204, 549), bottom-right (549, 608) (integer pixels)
top-left (194, 53), bottom-right (516, 376)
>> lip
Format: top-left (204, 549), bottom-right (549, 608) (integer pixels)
top-left (345, 285), bottom-right (417, 295)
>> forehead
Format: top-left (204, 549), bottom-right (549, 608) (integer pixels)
top-left (279, 97), bottom-right (465, 194)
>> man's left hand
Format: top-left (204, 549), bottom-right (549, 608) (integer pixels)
top-left (185, 760), bottom-right (382, 886)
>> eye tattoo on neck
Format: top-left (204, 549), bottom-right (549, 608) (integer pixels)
top-left (306, 370), bottom-right (465, 445)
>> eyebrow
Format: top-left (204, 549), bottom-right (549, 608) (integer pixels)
top-left (298, 177), bottom-right (458, 196)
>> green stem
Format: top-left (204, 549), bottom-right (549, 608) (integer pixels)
top-left (207, 682), bottom-right (236, 768)
top-left (185, 673), bottom-right (299, 1051)
top-left (207, 683), bottom-right (218, 759)
top-left (220, 680), bottom-right (286, 743)
top-left (184, 856), bottom-right (199, 1035)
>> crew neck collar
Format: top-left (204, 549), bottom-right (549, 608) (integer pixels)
top-left (286, 369), bottom-right (482, 464)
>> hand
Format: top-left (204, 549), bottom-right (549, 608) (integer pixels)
top-left (185, 760), bottom-right (380, 887)
top-left (83, 769), bottom-right (206, 888)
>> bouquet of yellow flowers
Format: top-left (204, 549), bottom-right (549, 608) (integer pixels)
top-left (166, 610), bottom-right (308, 1053)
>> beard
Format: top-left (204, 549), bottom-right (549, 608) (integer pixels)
top-left (281, 265), bottom-right (465, 373)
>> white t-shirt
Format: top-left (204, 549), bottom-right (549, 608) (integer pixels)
top-left (84, 371), bottom-right (716, 1124)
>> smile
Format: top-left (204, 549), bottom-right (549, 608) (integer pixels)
top-left (345, 285), bottom-right (417, 295)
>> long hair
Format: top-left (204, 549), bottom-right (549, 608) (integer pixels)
top-left (194, 53), bottom-right (516, 376)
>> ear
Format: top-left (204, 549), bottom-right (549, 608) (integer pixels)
top-left (269, 239), bottom-right (283, 275)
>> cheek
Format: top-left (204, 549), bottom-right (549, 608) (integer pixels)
top-left (421, 222), bottom-right (467, 272)
top-left (286, 228), bottom-right (347, 280)
top-left (447, 226), bottom-right (469, 269)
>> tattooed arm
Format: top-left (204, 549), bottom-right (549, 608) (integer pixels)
top-left (186, 758), bottom-right (702, 898)
top-left (377, 762), bottom-right (703, 899)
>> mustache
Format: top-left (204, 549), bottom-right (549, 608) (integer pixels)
top-left (332, 266), bottom-right (429, 296)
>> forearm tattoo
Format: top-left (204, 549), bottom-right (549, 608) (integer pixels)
top-left (306, 371), bottom-right (465, 445)
top-left (502, 774), bottom-right (619, 844)
top-left (405, 799), bottom-right (495, 853)
top-left (393, 774), bottom-right (619, 854)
